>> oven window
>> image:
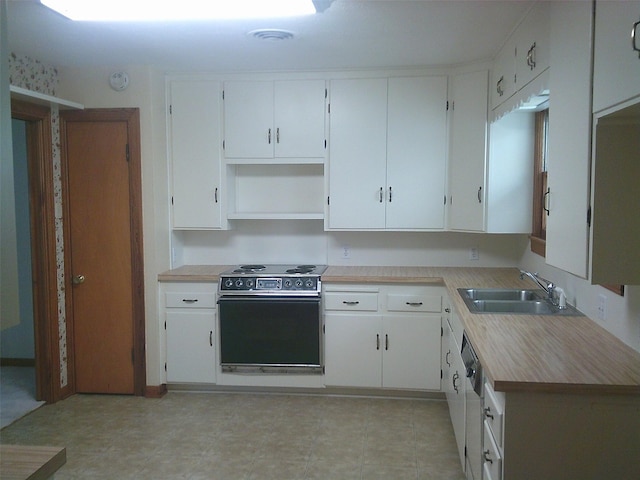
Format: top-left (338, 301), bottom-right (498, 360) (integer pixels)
top-left (219, 298), bottom-right (321, 367)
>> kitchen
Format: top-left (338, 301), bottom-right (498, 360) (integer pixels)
top-left (2, 1), bottom-right (640, 479)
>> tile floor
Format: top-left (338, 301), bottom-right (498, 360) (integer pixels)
top-left (0, 392), bottom-right (465, 480)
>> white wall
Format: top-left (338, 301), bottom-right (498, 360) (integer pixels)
top-left (519, 247), bottom-right (640, 353)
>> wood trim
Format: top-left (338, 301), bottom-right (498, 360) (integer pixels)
top-left (10, 100), bottom-right (60, 404)
top-left (529, 235), bottom-right (546, 257)
top-left (59, 108), bottom-right (146, 396)
top-left (530, 109), bottom-right (548, 257)
top-left (145, 384), bottom-right (168, 398)
top-left (602, 284), bottom-right (624, 296)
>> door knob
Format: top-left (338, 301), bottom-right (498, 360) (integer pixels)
top-left (72, 274), bottom-right (86, 285)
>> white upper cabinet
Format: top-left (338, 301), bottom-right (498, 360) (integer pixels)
top-left (168, 79), bottom-right (223, 229)
top-left (386, 76), bottom-right (448, 230)
top-left (223, 79), bottom-right (326, 160)
top-left (545, 1), bottom-right (594, 278)
top-left (515, 1), bottom-right (550, 91)
top-left (592, 0), bottom-right (640, 113)
top-left (328, 78), bottom-right (388, 229)
top-left (490, 1), bottom-right (550, 111)
top-left (448, 70), bottom-right (488, 232)
top-left (328, 76), bottom-right (448, 230)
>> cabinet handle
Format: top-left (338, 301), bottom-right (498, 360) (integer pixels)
top-left (379, 187), bottom-right (384, 203)
top-left (543, 187), bottom-right (550, 216)
top-left (376, 334), bottom-right (380, 350)
top-left (385, 334), bottom-right (389, 351)
top-left (182, 298), bottom-right (198, 303)
top-left (452, 372), bottom-right (460, 393)
top-left (276, 127), bottom-right (280, 143)
top-left (342, 301), bottom-right (360, 306)
top-left (633, 18), bottom-right (640, 58)
top-left (209, 330), bottom-right (213, 347)
top-left (483, 450), bottom-right (494, 464)
top-left (484, 406), bottom-right (494, 420)
top-left (496, 76), bottom-right (504, 97)
top-left (268, 128), bottom-right (272, 144)
top-left (406, 302), bottom-right (423, 307)
top-left (528, 42), bottom-right (536, 70)
top-left (445, 350), bottom-right (451, 367)
top-left (444, 307), bottom-right (451, 313)
top-left (214, 187), bottom-right (218, 203)
top-left (477, 186), bottom-right (483, 203)
top-left (388, 186), bottom-right (392, 203)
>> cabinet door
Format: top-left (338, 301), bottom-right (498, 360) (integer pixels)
top-left (274, 80), bottom-right (326, 158)
top-left (386, 76), bottom-right (447, 229)
top-left (166, 310), bottom-right (216, 383)
top-left (447, 327), bottom-right (466, 471)
top-left (223, 81), bottom-right (274, 158)
top-left (448, 71), bottom-right (488, 232)
top-left (593, 1), bottom-right (640, 113)
top-left (382, 315), bottom-right (441, 390)
top-left (546, 1), bottom-right (593, 278)
top-left (169, 80), bottom-right (222, 229)
top-left (328, 78), bottom-right (388, 229)
top-left (515, 1), bottom-right (550, 90)
top-left (491, 37), bottom-right (517, 109)
top-left (324, 312), bottom-right (382, 387)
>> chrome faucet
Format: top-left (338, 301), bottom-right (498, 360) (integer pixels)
top-left (519, 270), bottom-right (556, 302)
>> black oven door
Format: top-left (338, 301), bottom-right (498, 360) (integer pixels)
top-left (218, 296), bottom-right (322, 374)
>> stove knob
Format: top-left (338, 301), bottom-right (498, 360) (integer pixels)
top-left (295, 279), bottom-right (303, 288)
top-left (235, 279), bottom-right (244, 288)
top-left (284, 279), bottom-right (293, 289)
top-left (224, 279), bottom-right (234, 288)
top-left (305, 279), bottom-right (314, 288)
top-left (245, 279), bottom-right (254, 288)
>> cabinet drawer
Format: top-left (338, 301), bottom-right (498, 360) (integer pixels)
top-left (386, 294), bottom-right (441, 313)
top-left (483, 420), bottom-right (503, 480)
top-left (484, 382), bottom-right (504, 447)
top-left (165, 292), bottom-right (216, 308)
top-left (324, 292), bottom-right (379, 311)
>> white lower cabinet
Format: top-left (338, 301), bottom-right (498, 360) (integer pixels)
top-left (162, 282), bottom-right (217, 384)
top-left (323, 285), bottom-right (442, 390)
top-left (443, 309), bottom-right (466, 472)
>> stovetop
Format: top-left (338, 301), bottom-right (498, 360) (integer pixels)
top-left (221, 264), bottom-right (328, 276)
top-left (219, 264), bottom-right (327, 295)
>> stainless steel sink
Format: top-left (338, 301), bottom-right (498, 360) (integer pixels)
top-left (461, 288), bottom-right (544, 301)
top-left (457, 288), bottom-right (583, 316)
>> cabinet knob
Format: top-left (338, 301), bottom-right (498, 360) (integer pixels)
top-left (484, 406), bottom-right (494, 420)
top-left (483, 449), bottom-right (494, 464)
top-left (72, 274), bottom-right (85, 285)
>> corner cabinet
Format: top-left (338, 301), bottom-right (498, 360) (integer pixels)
top-left (327, 76), bottom-right (448, 230)
top-left (592, 0), bottom-right (640, 113)
top-left (323, 284), bottom-right (443, 391)
top-left (168, 79), bottom-right (224, 229)
top-left (161, 282), bottom-right (217, 384)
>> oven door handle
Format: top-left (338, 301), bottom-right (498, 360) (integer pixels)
top-left (218, 296), bottom-right (321, 304)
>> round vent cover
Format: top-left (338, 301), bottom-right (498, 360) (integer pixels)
top-left (248, 29), bottom-right (295, 41)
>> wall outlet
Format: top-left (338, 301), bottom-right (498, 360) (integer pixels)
top-left (597, 294), bottom-right (607, 321)
top-left (342, 245), bottom-right (351, 259)
top-left (469, 247), bottom-right (479, 261)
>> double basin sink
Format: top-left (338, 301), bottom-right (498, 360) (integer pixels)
top-left (458, 288), bottom-right (583, 316)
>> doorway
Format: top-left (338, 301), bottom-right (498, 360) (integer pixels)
top-left (60, 108), bottom-right (146, 395)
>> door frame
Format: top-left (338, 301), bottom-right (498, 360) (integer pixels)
top-left (10, 100), bottom-right (59, 403)
top-left (60, 108), bottom-right (146, 396)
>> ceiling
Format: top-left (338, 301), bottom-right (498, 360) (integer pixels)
top-left (6, 0), bottom-right (534, 73)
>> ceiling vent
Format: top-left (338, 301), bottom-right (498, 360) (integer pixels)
top-left (248, 29), bottom-right (295, 41)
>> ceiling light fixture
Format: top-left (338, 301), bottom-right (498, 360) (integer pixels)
top-left (40, 0), bottom-right (318, 21)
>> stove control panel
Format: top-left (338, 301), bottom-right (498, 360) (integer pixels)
top-left (220, 276), bottom-right (319, 292)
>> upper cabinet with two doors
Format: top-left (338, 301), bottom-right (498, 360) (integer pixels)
top-left (327, 76), bottom-right (448, 231)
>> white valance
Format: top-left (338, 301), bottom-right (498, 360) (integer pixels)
top-left (490, 69), bottom-right (549, 123)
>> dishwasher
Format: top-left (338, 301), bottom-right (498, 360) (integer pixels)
top-left (461, 332), bottom-right (483, 480)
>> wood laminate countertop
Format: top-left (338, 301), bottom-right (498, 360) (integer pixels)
top-left (0, 445), bottom-right (66, 480)
top-left (158, 265), bottom-right (640, 396)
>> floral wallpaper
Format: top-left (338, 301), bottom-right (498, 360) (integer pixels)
top-left (9, 53), bottom-right (68, 388)
top-left (8, 52), bottom-right (59, 96)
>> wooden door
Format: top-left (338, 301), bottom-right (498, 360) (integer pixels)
top-left (62, 109), bottom-right (145, 394)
